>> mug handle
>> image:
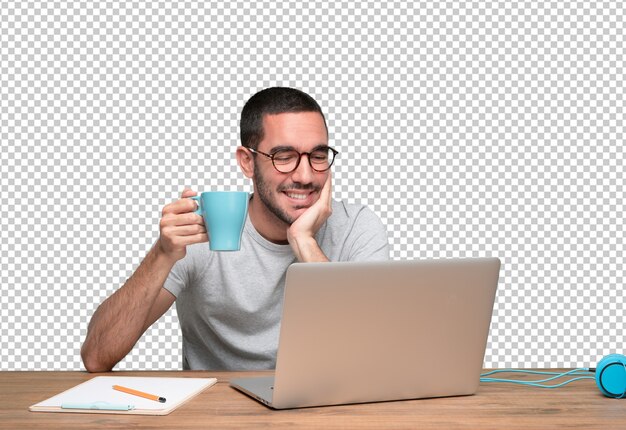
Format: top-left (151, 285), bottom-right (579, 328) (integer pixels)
top-left (190, 195), bottom-right (202, 215)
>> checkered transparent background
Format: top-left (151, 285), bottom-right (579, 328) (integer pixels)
top-left (1, 1), bottom-right (624, 370)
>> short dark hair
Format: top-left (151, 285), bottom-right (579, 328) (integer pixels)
top-left (240, 87), bottom-right (328, 150)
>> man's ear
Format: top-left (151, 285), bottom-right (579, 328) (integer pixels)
top-left (236, 146), bottom-right (254, 179)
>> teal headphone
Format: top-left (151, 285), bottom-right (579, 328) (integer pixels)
top-left (595, 354), bottom-right (626, 398)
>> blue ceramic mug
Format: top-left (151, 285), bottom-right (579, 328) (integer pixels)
top-left (190, 191), bottom-right (249, 251)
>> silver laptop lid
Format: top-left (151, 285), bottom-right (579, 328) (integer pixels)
top-left (270, 258), bottom-right (501, 409)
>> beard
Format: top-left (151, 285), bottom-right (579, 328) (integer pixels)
top-left (253, 163), bottom-right (318, 225)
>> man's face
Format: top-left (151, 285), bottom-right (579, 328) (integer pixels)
top-left (253, 111), bottom-right (330, 225)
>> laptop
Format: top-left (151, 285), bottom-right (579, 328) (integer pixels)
top-left (230, 257), bottom-right (501, 409)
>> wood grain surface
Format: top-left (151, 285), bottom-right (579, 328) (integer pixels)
top-left (1, 370), bottom-right (624, 429)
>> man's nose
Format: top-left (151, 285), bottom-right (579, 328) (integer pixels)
top-left (290, 154), bottom-right (315, 183)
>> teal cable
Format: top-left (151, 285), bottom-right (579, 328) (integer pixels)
top-left (481, 368), bottom-right (591, 378)
top-left (480, 376), bottom-right (595, 388)
top-left (480, 368), bottom-right (596, 388)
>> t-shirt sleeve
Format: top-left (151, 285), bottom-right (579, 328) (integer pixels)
top-left (162, 254), bottom-right (191, 298)
top-left (342, 206), bottom-right (390, 262)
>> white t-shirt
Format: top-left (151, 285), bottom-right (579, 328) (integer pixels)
top-left (163, 199), bottom-right (390, 370)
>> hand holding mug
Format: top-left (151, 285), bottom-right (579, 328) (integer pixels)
top-left (157, 188), bottom-right (209, 262)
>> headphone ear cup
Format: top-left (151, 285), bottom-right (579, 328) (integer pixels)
top-left (596, 354), bottom-right (626, 398)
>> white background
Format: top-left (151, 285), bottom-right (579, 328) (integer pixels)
top-left (1, 1), bottom-right (624, 370)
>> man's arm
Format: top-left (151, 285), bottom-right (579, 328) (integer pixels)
top-left (287, 172), bottom-right (333, 262)
top-left (81, 189), bottom-right (207, 372)
top-left (80, 245), bottom-right (176, 372)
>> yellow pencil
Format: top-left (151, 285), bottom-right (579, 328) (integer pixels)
top-left (113, 384), bottom-right (166, 403)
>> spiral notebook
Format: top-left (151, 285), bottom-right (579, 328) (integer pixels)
top-left (29, 376), bottom-right (217, 415)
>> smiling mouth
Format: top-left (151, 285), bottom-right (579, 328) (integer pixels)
top-left (285, 192), bottom-right (309, 200)
top-left (282, 189), bottom-right (320, 207)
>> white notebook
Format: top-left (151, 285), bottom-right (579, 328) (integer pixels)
top-left (29, 376), bottom-right (217, 415)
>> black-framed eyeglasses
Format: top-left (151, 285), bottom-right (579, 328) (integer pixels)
top-left (246, 146), bottom-right (339, 173)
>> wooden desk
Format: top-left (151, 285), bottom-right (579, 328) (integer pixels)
top-left (1, 370), bottom-right (624, 429)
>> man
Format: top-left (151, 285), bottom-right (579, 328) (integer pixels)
top-left (81, 87), bottom-right (389, 372)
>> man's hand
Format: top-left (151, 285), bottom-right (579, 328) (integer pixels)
top-left (287, 172), bottom-right (333, 262)
top-left (157, 188), bottom-right (209, 263)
